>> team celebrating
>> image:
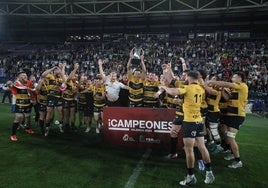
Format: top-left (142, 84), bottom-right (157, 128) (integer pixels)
top-left (6, 48), bottom-right (248, 186)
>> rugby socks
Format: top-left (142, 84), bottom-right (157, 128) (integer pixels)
top-left (12, 122), bottom-right (19, 135)
top-left (39, 119), bottom-right (44, 134)
top-left (45, 122), bottom-right (50, 128)
top-left (170, 137), bottom-right (178, 154)
top-left (235, 157), bottom-right (241, 162)
top-left (205, 163), bottom-right (212, 171)
top-left (187, 168), bottom-right (194, 175)
top-left (205, 163), bottom-right (211, 171)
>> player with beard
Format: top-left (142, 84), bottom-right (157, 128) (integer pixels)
top-left (9, 71), bottom-right (35, 141)
top-left (159, 71), bottom-right (215, 186)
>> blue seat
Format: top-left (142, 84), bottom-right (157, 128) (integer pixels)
top-left (253, 99), bottom-right (261, 111)
top-left (253, 99), bottom-right (266, 112)
top-left (260, 100), bottom-right (265, 111)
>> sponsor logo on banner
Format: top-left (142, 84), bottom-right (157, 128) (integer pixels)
top-left (103, 107), bottom-right (183, 150)
top-left (123, 134), bottom-right (135, 142)
top-left (139, 134), bottom-right (160, 143)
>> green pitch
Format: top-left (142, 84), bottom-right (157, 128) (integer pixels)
top-left (0, 102), bottom-right (267, 188)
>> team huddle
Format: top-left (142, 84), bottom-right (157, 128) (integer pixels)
top-left (6, 50), bottom-right (248, 186)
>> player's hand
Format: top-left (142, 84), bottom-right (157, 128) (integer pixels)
top-left (129, 49), bottom-right (134, 59)
top-left (74, 63), bottom-right (79, 70)
top-left (98, 59), bottom-right (103, 66)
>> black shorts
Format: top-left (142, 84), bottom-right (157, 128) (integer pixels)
top-left (94, 106), bottom-right (104, 113)
top-left (15, 105), bottom-right (31, 113)
top-left (129, 100), bottom-right (143, 107)
top-left (143, 102), bottom-right (159, 108)
top-left (220, 108), bottom-right (228, 115)
top-left (38, 103), bottom-right (47, 112)
top-left (47, 96), bottom-right (63, 107)
top-left (223, 116), bottom-right (245, 130)
top-left (201, 108), bottom-right (208, 117)
top-left (77, 103), bottom-right (86, 112)
top-left (182, 121), bottom-right (204, 138)
top-left (172, 115), bottom-right (183, 126)
top-left (62, 99), bottom-right (77, 109)
top-left (84, 106), bottom-right (93, 117)
top-left (207, 111), bottom-right (220, 123)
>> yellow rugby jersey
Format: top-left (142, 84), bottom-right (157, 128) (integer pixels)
top-left (86, 83), bottom-right (94, 101)
top-left (159, 93), bottom-right (168, 108)
top-left (46, 73), bottom-right (63, 98)
top-left (166, 79), bottom-right (182, 106)
top-left (93, 84), bottom-right (106, 107)
top-left (78, 82), bottom-right (88, 105)
top-left (37, 82), bottom-right (48, 105)
top-left (227, 82), bottom-right (248, 117)
top-left (175, 95), bottom-right (184, 116)
top-left (206, 87), bottom-right (221, 112)
top-left (219, 88), bottom-right (231, 114)
top-left (128, 75), bottom-right (144, 102)
top-left (143, 80), bottom-right (160, 104)
top-left (62, 80), bottom-right (77, 101)
top-left (197, 81), bottom-right (208, 109)
top-left (166, 93), bottom-right (177, 107)
top-left (178, 83), bottom-right (204, 122)
top-left (219, 97), bottom-right (228, 114)
top-left (15, 87), bottom-right (31, 107)
top-left (167, 79), bottom-right (184, 116)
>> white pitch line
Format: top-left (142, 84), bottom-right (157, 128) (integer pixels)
top-left (124, 148), bottom-right (152, 188)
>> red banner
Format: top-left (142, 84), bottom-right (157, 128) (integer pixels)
top-left (103, 107), bottom-right (183, 150)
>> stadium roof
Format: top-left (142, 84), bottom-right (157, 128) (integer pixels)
top-left (1, 0), bottom-right (268, 41)
top-left (0, 0), bottom-right (267, 17)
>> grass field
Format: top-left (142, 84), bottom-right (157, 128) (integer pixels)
top-left (0, 101), bottom-right (268, 188)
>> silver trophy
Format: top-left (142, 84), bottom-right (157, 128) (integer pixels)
top-left (131, 47), bottom-right (144, 68)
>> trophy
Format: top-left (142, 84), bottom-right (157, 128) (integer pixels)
top-left (131, 46), bottom-right (144, 69)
